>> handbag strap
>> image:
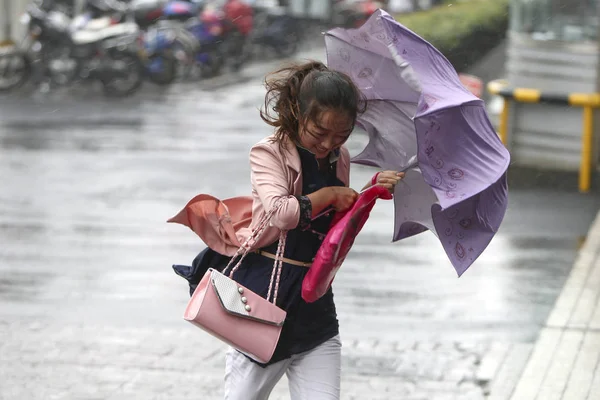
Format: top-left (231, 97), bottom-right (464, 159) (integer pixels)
top-left (266, 230), bottom-right (286, 304)
top-left (221, 198), bottom-right (288, 305)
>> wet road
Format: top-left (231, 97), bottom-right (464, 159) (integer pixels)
top-left (1, 49), bottom-right (599, 399)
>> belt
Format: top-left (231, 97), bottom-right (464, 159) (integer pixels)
top-left (254, 250), bottom-right (312, 268)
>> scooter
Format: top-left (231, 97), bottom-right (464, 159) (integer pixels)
top-left (0, 0), bottom-right (145, 96)
top-left (143, 0), bottom-right (245, 84)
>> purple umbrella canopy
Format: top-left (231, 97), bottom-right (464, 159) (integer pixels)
top-left (325, 9), bottom-right (510, 276)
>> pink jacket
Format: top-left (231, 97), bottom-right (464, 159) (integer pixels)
top-left (168, 135), bottom-right (351, 256)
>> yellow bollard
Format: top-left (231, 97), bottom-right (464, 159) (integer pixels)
top-left (579, 106), bottom-right (594, 193)
top-left (498, 99), bottom-right (509, 146)
top-left (513, 88), bottom-right (541, 103)
top-left (487, 80), bottom-right (510, 146)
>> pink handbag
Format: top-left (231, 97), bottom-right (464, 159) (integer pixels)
top-left (183, 200), bottom-right (288, 364)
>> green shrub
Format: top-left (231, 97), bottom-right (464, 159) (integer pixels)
top-left (395, 0), bottom-right (510, 72)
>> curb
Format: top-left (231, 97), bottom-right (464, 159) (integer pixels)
top-left (485, 208), bottom-right (600, 399)
top-left (546, 209), bottom-right (600, 328)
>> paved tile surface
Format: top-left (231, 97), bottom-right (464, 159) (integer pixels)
top-left (505, 212), bottom-right (600, 400)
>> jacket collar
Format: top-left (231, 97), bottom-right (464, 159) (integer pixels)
top-left (281, 136), bottom-right (302, 173)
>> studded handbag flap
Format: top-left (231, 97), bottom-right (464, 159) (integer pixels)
top-left (210, 269), bottom-right (286, 326)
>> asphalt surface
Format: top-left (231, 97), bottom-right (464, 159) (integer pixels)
top-left (0, 44), bottom-right (599, 400)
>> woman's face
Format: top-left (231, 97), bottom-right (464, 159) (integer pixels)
top-left (299, 109), bottom-right (354, 159)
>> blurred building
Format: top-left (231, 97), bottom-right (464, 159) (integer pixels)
top-left (1, 0), bottom-right (34, 45)
top-left (489, 0), bottom-right (600, 191)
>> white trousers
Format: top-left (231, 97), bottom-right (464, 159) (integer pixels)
top-left (224, 335), bottom-right (342, 400)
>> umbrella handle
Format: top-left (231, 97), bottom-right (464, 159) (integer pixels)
top-left (401, 160), bottom-right (419, 173)
top-left (370, 162), bottom-right (419, 186)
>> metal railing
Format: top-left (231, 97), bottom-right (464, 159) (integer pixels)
top-left (487, 79), bottom-right (599, 193)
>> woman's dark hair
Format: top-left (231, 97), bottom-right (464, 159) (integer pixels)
top-left (260, 60), bottom-right (366, 149)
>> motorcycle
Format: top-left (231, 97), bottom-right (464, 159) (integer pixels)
top-left (131, 0), bottom-right (167, 29)
top-left (247, 4), bottom-right (300, 59)
top-left (0, 44), bottom-right (32, 92)
top-left (143, 19), bottom-right (193, 84)
top-left (142, 0), bottom-right (245, 84)
top-left (332, 0), bottom-right (384, 28)
top-left (183, 2), bottom-right (246, 76)
top-left (0, 0), bottom-right (145, 96)
top-left (217, 1), bottom-right (301, 62)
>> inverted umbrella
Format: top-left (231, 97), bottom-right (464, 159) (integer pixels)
top-left (325, 9), bottom-right (510, 276)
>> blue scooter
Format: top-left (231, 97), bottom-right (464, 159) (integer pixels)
top-left (144, 0), bottom-right (241, 84)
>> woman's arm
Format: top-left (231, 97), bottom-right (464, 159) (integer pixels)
top-left (362, 171), bottom-right (405, 193)
top-left (249, 144), bottom-right (302, 231)
top-left (305, 188), bottom-right (335, 217)
top-left (292, 188), bottom-right (337, 231)
top-left (361, 172), bottom-right (380, 191)
top-left (292, 187), bottom-right (357, 231)
top-left (249, 143), bottom-right (357, 231)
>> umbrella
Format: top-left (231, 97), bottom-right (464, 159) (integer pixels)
top-left (324, 9), bottom-right (510, 276)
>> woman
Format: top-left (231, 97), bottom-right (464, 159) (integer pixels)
top-left (224, 60), bottom-right (404, 399)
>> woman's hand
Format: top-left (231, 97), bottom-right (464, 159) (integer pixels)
top-left (374, 171), bottom-right (405, 194)
top-left (306, 186), bottom-right (358, 218)
top-left (330, 187), bottom-right (359, 212)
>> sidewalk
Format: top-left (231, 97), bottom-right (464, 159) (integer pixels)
top-left (486, 210), bottom-right (600, 400)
